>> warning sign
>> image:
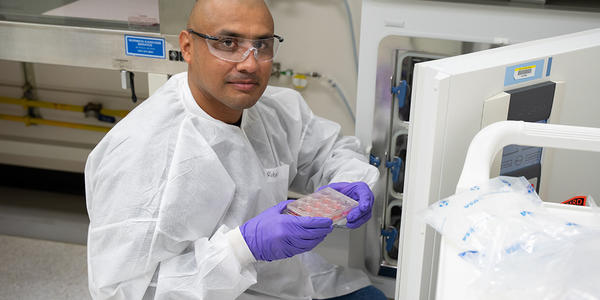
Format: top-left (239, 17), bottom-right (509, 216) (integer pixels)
top-left (561, 196), bottom-right (587, 206)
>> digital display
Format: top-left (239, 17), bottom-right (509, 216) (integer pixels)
top-left (500, 144), bottom-right (542, 174)
top-left (500, 120), bottom-right (546, 180)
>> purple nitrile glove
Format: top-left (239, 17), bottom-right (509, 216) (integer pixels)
top-left (318, 182), bottom-right (374, 229)
top-left (240, 199), bottom-right (333, 262)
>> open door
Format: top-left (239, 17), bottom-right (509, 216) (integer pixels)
top-left (400, 28), bottom-right (600, 299)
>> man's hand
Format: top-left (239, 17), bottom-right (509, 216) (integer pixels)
top-left (319, 182), bottom-right (374, 229)
top-left (240, 200), bottom-right (333, 261)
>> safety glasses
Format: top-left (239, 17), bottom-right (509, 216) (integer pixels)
top-left (187, 29), bottom-right (284, 63)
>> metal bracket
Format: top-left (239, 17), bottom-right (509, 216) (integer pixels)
top-left (381, 227), bottom-right (398, 253)
top-left (370, 153), bottom-right (403, 186)
top-left (120, 70), bottom-right (138, 103)
top-left (391, 80), bottom-right (408, 109)
top-left (369, 154), bottom-right (381, 167)
top-left (271, 62), bottom-right (281, 78)
top-left (22, 62), bottom-right (41, 119)
top-left (385, 156), bottom-right (403, 183)
top-left (84, 103), bottom-right (116, 123)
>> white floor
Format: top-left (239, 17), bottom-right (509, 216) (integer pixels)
top-left (0, 235), bottom-right (90, 300)
top-left (0, 186), bottom-right (90, 300)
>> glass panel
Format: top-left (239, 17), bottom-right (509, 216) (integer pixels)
top-left (392, 132), bottom-right (408, 194)
top-left (397, 55), bottom-right (437, 122)
top-left (386, 202), bottom-right (402, 260)
top-left (0, 0), bottom-right (160, 32)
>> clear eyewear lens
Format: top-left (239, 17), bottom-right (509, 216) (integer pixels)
top-left (204, 37), bottom-right (280, 63)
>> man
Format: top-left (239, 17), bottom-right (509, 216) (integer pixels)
top-left (85, 0), bottom-right (384, 299)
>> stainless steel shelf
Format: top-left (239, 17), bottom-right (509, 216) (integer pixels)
top-left (0, 21), bottom-right (187, 74)
top-left (0, 0), bottom-right (194, 74)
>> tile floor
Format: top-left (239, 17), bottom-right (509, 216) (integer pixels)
top-left (0, 186), bottom-right (90, 300)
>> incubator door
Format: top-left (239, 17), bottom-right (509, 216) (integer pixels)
top-left (369, 38), bottom-right (502, 277)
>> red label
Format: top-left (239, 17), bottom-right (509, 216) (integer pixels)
top-left (562, 196), bottom-right (587, 206)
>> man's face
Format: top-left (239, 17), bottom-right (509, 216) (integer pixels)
top-left (180, 0), bottom-right (274, 123)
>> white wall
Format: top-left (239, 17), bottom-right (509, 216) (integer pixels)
top-left (268, 0), bottom-right (361, 136)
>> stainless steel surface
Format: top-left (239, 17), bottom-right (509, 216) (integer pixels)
top-left (363, 35), bottom-right (398, 276)
top-left (159, 0), bottom-right (195, 35)
top-left (0, 21), bottom-right (187, 74)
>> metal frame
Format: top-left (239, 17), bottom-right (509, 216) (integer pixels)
top-left (0, 21), bottom-right (186, 74)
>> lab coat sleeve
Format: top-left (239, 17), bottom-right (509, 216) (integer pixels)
top-left (289, 98), bottom-right (379, 194)
top-left (85, 123), bottom-right (257, 300)
top-left (154, 226), bottom-right (257, 300)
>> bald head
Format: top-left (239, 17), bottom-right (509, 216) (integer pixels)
top-left (179, 0), bottom-right (277, 124)
top-left (187, 0), bottom-right (273, 35)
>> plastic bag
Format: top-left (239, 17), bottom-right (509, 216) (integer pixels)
top-left (423, 176), bottom-right (600, 300)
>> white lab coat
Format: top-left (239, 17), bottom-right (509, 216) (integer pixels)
top-left (85, 72), bottom-right (379, 300)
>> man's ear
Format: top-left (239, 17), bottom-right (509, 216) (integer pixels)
top-left (179, 30), bottom-right (193, 63)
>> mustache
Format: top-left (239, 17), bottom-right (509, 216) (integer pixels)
top-left (225, 73), bottom-right (260, 83)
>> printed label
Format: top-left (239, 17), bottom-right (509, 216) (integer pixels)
top-left (562, 196), bottom-right (587, 206)
top-left (504, 59), bottom-right (545, 86)
top-left (264, 164), bottom-right (289, 183)
top-left (266, 169), bottom-right (279, 178)
top-left (513, 65), bottom-right (536, 80)
top-left (125, 35), bottom-right (166, 59)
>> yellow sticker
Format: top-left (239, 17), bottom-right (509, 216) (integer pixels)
top-left (513, 65), bottom-right (536, 80)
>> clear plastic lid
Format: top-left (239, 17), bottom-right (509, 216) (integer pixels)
top-left (285, 187), bottom-right (358, 224)
top-left (1, 0), bottom-right (160, 32)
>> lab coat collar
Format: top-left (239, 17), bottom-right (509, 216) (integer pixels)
top-left (179, 72), bottom-right (256, 129)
